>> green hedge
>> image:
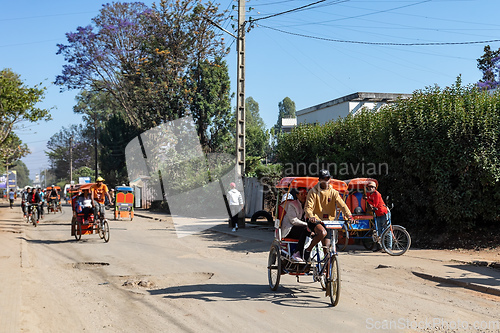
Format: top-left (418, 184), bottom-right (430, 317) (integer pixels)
top-left (277, 81), bottom-right (500, 234)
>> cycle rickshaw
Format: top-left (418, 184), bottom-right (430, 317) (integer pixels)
top-left (46, 185), bottom-right (62, 213)
top-left (267, 176), bottom-right (346, 307)
top-left (69, 184), bottom-right (110, 242)
top-left (113, 186), bottom-right (134, 221)
top-left (338, 178), bottom-right (411, 256)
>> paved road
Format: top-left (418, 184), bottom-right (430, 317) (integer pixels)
top-left (1, 203), bottom-right (499, 332)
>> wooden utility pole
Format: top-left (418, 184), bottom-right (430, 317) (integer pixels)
top-left (236, 0), bottom-right (246, 176)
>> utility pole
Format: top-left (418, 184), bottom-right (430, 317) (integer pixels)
top-left (94, 113), bottom-right (98, 179)
top-left (69, 136), bottom-right (73, 184)
top-left (236, 0), bottom-right (246, 177)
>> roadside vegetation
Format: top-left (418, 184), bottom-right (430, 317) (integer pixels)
top-left (277, 78), bottom-right (500, 247)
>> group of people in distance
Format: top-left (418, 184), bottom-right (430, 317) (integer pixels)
top-left (19, 185), bottom-right (60, 224)
top-left (280, 169), bottom-right (389, 262)
top-left (17, 177), bottom-right (114, 225)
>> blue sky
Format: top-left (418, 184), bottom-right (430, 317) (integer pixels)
top-left (2, 0), bottom-right (500, 179)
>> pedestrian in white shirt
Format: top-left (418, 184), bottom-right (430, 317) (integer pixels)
top-left (227, 182), bottom-right (243, 232)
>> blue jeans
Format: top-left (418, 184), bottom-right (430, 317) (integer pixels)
top-left (375, 212), bottom-right (392, 249)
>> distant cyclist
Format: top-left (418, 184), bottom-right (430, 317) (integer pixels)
top-left (91, 177), bottom-right (113, 220)
top-left (28, 187), bottom-right (41, 224)
top-left (48, 185), bottom-right (59, 208)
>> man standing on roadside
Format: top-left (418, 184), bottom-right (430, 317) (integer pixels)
top-left (227, 182), bottom-right (243, 232)
top-left (8, 189), bottom-right (15, 209)
top-left (304, 169), bottom-right (353, 262)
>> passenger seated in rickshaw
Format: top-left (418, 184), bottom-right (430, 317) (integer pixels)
top-left (280, 188), bottom-right (310, 262)
top-left (304, 169), bottom-right (353, 262)
top-left (76, 189), bottom-right (93, 223)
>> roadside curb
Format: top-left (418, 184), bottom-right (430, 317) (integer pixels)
top-left (412, 271), bottom-right (500, 297)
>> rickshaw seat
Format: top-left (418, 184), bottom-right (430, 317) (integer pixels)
top-left (346, 191), bottom-right (370, 216)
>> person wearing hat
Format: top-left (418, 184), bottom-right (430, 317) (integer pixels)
top-left (303, 169), bottom-right (353, 262)
top-left (227, 182), bottom-right (243, 232)
top-left (91, 176), bottom-right (113, 220)
top-left (364, 181), bottom-right (390, 251)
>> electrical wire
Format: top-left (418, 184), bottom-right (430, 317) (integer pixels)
top-left (249, 0), bottom-right (334, 23)
top-left (258, 24), bottom-right (500, 46)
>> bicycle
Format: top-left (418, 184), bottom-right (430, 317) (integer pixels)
top-left (27, 203), bottom-right (38, 227)
top-left (268, 219), bottom-right (342, 306)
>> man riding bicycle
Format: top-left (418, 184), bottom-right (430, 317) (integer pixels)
top-left (21, 187), bottom-right (30, 217)
top-left (91, 177), bottom-right (113, 221)
top-left (303, 169), bottom-right (353, 262)
top-left (28, 187), bottom-right (42, 224)
top-left (48, 185), bottom-right (60, 210)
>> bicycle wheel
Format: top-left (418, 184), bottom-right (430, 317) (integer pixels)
top-left (327, 255), bottom-right (341, 306)
top-left (267, 243), bottom-right (281, 291)
top-left (362, 237), bottom-right (375, 250)
top-left (74, 219), bottom-right (82, 240)
top-left (337, 224), bottom-right (349, 251)
top-left (102, 220), bottom-right (110, 242)
top-left (381, 225), bottom-right (411, 256)
top-left (97, 218), bottom-right (104, 239)
top-left (32, 209), bottom-right (38, 227)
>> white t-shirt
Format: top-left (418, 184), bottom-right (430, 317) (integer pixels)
top-left (227, 188), bottom-right (243, 206)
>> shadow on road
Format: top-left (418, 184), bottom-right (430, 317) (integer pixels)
top-left (148, 283), bottom-right (331, 308)
top-left (198, 229), bottom-right (270, 254)
top-left (444, 264), bottom-right (500, 287)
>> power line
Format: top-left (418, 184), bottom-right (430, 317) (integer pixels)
top-left (249, 0), bottom-right (341, 23)
top-left (258, 24), bottom-right (500, 46)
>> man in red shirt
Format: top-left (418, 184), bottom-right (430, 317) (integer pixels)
top-left (365, 181), bottom-right (391, 251)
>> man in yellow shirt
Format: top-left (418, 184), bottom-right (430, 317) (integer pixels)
top-left (91, 176), bottom-right (113, 220)
top-left (303, 169), bottom-right (353, 261)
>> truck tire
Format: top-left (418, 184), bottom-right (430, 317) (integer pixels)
top-left (251, 210), bottom-right (273, 224)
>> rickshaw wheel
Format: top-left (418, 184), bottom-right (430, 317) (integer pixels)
top-left (74, 219), bottom-right (82, 241)
top-left (362, 238), bottom-right (375, 250)
top-left (381, 225), bottom-right (411, 256)
top-left (327, 255), bottom-right (341, 307)
top-left (268, 243), bottom-right (281, 291)
top-left (102, 220), bottom-right (110, 243)
top-left (337, 224), bottom-right (349, 251)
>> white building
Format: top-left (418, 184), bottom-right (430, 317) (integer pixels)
top-left (296, 92), bottom-right (412, 125)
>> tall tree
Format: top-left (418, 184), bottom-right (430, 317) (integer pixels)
top-left (477, 45), bottom-right (500, 89)
top-left (0, 133), bottom-right (30, 179)
top-left (274, 96), bottom-right (296, 133)
top-left (245, 97), bottom-right (269, 159)
top-left (99, 113), bottom-right (142, 187)
top-left (187, 57), bottom-right (233, 153)
top-left (0, 68), bottom-right (51, 145)
top-left (56, 1), bottom-right (229, 135)
top-left (10, 160), bottom-right (31, 187)
top-left (46, 124), bottom-right (95, 183)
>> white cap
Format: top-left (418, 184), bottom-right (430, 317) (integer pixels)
top-left (281, 193), bottom-right (294, 203)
